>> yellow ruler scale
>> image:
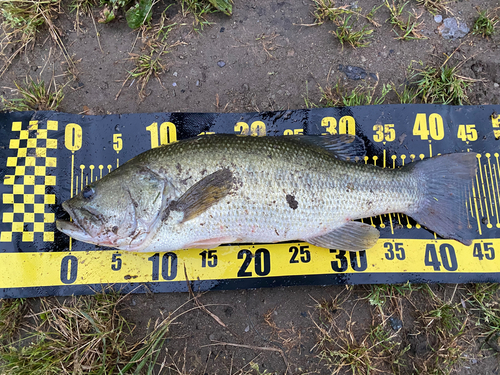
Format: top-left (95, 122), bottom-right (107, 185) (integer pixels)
top-left (0, 239), bottom-right (499, 289)
top-left (0, 106), bottom-right (499, 298)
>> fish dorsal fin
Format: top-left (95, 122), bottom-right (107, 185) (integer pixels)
top-left (168, 168), bottom-right (234, 223)
top-left (304, 221), bottom-right (379, 251)
top-left (290, 134), bottom-right (366, 161)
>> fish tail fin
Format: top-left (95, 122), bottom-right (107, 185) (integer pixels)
top-left (405, 152), bottom-right (478, 245)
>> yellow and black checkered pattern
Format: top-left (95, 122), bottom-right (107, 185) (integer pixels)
top-left (1, 120), bottom-right (58, 242)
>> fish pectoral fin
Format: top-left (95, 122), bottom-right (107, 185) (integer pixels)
top-left (184, 236), bottom-right (238, 249)
top-left (289, 134), bottom-right (366, 161)
top-left (174, 169), bottom-right (234, 223)
top-left (305, 221), bottom-right (380, 251)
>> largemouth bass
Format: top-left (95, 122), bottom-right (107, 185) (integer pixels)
top-left (56, 134), bottom-right (477, 252)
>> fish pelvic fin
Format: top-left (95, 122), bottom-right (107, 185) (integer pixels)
top-left (167, 168), bottom-right (235, 223)
top-left (289, 134), bottom-right (366, 161)
top-left (304, 221), bottom-right (380, 251)
top-left (405, 152), bottom-right (478, 246)
top-left (184, 236), bottom-right (239, 249)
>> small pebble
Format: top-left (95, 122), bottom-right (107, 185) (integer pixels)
top-left (438, 17), bottom-right (469, 39)
top-left (172, 82), bottom-right (177, 87)
top-left (338, 64), bottom-right (367, 80)
top-left (434, 14), bottom-right (443, 23)
top-left (196, 80), bottom-right (200, 87)
top-left (494, 82), bottom-right (499, 88)
top-left (220, 27), bottom-right (225, 32)
top-left (173, 72), bottom-right (178, 77)
top-left (388, 317), bottom-right (403, 331)
top-left (217, 60), bottom-right (226, 67)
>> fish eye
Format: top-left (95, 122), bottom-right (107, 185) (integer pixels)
top-left (82, 185), bottom-right (95, 200)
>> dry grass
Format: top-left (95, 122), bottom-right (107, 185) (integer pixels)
top-left (385, 0), bottom-right (427, 40)
top-left (1, 77), bottom-right (65, 111)
top-left (311, 301), bottom-right (406, 374)
top-left (0, 0), bottom-right (70, 77)
top-left (310, 79), bottom-right (391, 108)
top-left (0, 299), bottom-right (27, 344)
top-left (0, 291), bottom-right (181, 374)
top-left (415, 0), bottom-right (451, 14)
top-left (308, 284), bottom-right (495, 375)
top-left (0, 293), bottom-right (136, 374)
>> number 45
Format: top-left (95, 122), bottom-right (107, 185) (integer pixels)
top-left (457, 124), bottom-right (478, 142)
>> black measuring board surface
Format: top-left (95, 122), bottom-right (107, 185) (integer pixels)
top-left (0, 104), bottom-right (499, 298)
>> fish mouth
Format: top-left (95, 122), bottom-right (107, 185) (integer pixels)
top-left (56, 202), bottom-right (94, 243)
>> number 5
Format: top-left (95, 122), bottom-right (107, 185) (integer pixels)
top-left (111, 253), bottom-right (122, 271)
top-left (113, 134), bottom-right (123, 153)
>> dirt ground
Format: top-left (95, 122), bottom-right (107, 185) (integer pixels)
top-left (1, 0), bottom-right (500, 373)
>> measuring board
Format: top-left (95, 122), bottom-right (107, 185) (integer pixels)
top-left (0, 104), bottom-right (499, 298)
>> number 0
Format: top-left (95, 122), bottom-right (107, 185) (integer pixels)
top-left (60, 255), bottom-right (78, 284)
top-left (64, 123), bottom-right (82, 151)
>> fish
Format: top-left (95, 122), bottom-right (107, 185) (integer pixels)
top-left (56, 134), bottom-right (477, 252)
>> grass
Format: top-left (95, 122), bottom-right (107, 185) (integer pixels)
top-left (369, 324), bottom-right (410, 373)
top-left (0, 0), bottom-right (62, 76)
top-left (180, 0), bottom-right (214, 31)
top-left (0, 293), bottom-right (135, 374)
top-left (312, 304), bottom-right (407, 374)
top-left (152, 6), bottom-right (179, 43)
top-left (467, 283), bottom-right (500, 340)
top-left (181, 0), bottom-right (232, 32)
top-left (313, 0), bottom-right (382, 27)
top-left (116, 2), bottom-right (186, 101)
top-left (308, 285), bottom-right (493, 375)
top-left (130, 51), bottom-right (166, 98)
top-left (0, 292), bottom-right (175, 374)
top-left (415, 0), bottom-right (449, 14)
top-left (1, 77), bottom-right (65, 111)
top-left (332, 15), bottom-right (373, 48)
top-left (472, 8), bottom-right (498, 38)
top-left (392, 83), bottom-right (418, 104)
top-left (385, 0), bottom-right (426, 40)
top-left (366, 283), bottom-right (414, 309)
top-left (413, 286), bottom-right (474, 374)
top-left (0, 299), bottom-right (27, 344)
top-left (312, 0), bottom-right (377, 48)
top-left (409, 61), bottom-right (473, 105)
top-left (69, 0), bottom-right (97, 15)
top-left (424, 302), bottom-right (464, 334)
top-left (118, 45), bottom-right (167, 102)
top-left (317, 80), bottom-right (392, 107)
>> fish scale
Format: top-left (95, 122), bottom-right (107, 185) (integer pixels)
top-left (130, 135), bottom-right (420, 251)
top-left (57, 134), bottom-right (477, 252)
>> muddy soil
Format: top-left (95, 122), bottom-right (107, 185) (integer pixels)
top-left (1, 0), bottom-right (500, 373)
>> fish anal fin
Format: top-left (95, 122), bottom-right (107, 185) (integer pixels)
top-left (304, 221), bottom-right (380, 251)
